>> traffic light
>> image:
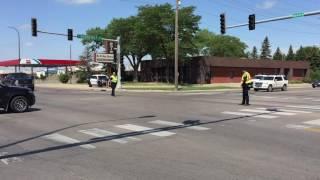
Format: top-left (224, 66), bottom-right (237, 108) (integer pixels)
top-left (220, 13), bottom-right (226, 34)
top-left (68, 29), bottom-right (73, 41)
top-left (31, 18), bottom-right (37, 37)
top-left (249, 14), bottom-right (255, 30)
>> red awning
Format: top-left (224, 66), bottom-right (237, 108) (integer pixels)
top-left (0, 59), bottom-right (20, 66)
top-left (0, 59), bottom-right (81, 67)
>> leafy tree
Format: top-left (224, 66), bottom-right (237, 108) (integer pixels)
top-left (194, 29), bottom-right (247, 57)
top-left (251, 46), bottom-right (258, 59)
top-left (260, 36), bottom-right (272, 59)
top-left (106, 16), bottom-right (148, 82)
top-left (81, 27), bottom-right (107, 52)
top-left (273, 47), bottom-right (283, 60)
top-left (286, 45), bottom-right (295, 61)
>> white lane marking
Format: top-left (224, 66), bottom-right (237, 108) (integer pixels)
top-left (43, 133), bottom-right (96, 149)
top-left (303, 119), bottom-right (320, 126)
top-left (303, 98), bottom-right (313, 100)
top-left (222, 111), bottom-right (253, 116)
top-left (240, 109), bottom-right (296, 116)
top-left (286, 124), bottom-right (311, 130)
top-left (115, 124), bottom-right (176, 137)
top-left (149, 120), bottom-right (210, 131)
top-left (312, 99), bottom-right (320, 102)
top-left (255, 115), bottom-right (278, 119)
top-left (286, 105), bottom-right (320, 110)
top-left (79, 129), bottom-right (128, 144)
top-left (222, 111), bottom-right (278, 119)
top-left (256, 108), bottom-right (312, 114)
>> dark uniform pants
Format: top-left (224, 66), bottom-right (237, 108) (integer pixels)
top-left (111, 82), bottom-right (117, 96)
top-left (242, 84), bottom-right (249, 105)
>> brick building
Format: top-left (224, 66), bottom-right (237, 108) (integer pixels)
top-left (140, 56), bottom-right (310, 84)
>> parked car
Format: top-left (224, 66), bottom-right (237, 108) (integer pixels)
top-left (0, 82), bottom-right (35, 113)
top-left (87, 74), bottom-right (109, 87)
top-left (1, 73), bottom-right (34, 91)
top-left (312, 80), bottom-right (320, 88)
top-left (253, 75), bottom-right (288, 92)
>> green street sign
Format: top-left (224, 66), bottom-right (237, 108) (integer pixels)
top-left (292, 12), bottom-right (304, 18)
top-left (76, 34), bottom-right (103, 41)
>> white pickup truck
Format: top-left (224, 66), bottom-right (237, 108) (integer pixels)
top-left (253, 75), bottom-right (288, 92)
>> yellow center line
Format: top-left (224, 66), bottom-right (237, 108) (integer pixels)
top-left (305, 128), bottom-right (320, 133)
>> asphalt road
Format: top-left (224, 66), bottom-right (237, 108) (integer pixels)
top-left (0, 87), bottom-right (320, 180)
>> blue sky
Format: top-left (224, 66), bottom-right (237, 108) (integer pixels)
top-left (0, 0), bottom-right (320, 61)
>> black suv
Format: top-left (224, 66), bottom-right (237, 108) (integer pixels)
top-left (2, 73), bottom-right (35, 91)
top-left (0, 83), bottom-right (35, 113)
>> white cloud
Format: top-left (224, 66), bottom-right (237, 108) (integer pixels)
top-left (256, 0), bottom-right (277, 9)
top-left (57, 0), bottom-right (98, 5)
top-left (19, 24), bottom-right (31, 30)
top-left (25, 42), bottom-right (33, 47)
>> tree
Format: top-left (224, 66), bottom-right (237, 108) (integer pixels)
top-left (106, 16), bottom-right (149, 82)
top-left (194, 29), bottom-right (247, 57)
top-left (286, 45), bottom-right (295, 61)
top-left (137, 4), bottom-right (201, 82)
top-left (273, 47), bottom-right (283, 60)
top-left (79, 46), bottom-right (94, 73)
top-left (295, 46), bottom-right (304, 61)
top-left (81, 27), bottom-right (107, 52)
top-left (260, 36), bottom-right (272, 59)
top-left (251, 46), bottom-right (258, 59)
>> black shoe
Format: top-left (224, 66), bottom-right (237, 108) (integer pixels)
top-left (245, 104), bottom-right (251, 106)
top-left (239, 103), bottom-right (245, 105)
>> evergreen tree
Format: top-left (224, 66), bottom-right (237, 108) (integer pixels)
top-left (286, 45), bottom-right (295, 61)
top-left (260, 36), bottom-right (272, 59)
top-left (251, 46), bottom-right (258, 59)
top-left (295, 46), bottom-right (304, 61)
top-left (273, 47), bottom-right (283, 60)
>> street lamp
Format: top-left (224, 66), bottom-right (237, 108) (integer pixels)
top-left (8, 26), bottom-right (21, 72)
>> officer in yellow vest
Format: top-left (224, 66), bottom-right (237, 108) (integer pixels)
top-left (110, 72), bottom-right (118, 96)
top-left (241, 70), bottom-right (252, 105)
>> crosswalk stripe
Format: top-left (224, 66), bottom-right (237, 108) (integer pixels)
top-left (256, 108), bottom-right (312, 114)
top-left (303, 98), bottom-right (313, 100)
top-left (43, 133), bottom-right (96, 149)
top-left (115, 124), bottom-right (176, 137)
top-left (286, 124), bottom-right (311, 130)
top-left (79, 128), bottom-right (129, 144)
top-left (286, 105), bottom-right (320, 110)
top-left (240, 109), bottom-right (296, 116)
top-left (222, 111), bottom-right (278, 119)
top-left (149, 120), bottom-right (210, 131)
top-left (303, 119), bottom-right (320, 126)
top-left (312, 99), bottom-right (320, 102)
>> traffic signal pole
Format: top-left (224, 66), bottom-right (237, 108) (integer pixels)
top-left (227, 10), bottom-right (320, 29)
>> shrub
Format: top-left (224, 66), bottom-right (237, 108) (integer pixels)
top-left (310, 69), bottom-right (320, 81)
top-left (59, 73), bottom-right (70, 84)
top-left (40, 74), bottom-right (46, 80)
top-left (75, 71), bottom-right (89, 83)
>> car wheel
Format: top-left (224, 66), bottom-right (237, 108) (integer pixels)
top-left (281, 84), bottom-right (287, 91)
top-left (10, 96), bottom-right (29, 113)
top-left (254, 88), bottom-right (258, 91)
top-left (267, 85), bottom-right (273, 92)
top-left (312, 84), bottom-right (316, 88)
top-left (98, 81), bottom-right (102, 87)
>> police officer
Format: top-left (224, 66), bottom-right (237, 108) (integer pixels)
top-left (241, 70), bottom-right (252, 105)
top-left (110, 72), bottom-right (118, 96)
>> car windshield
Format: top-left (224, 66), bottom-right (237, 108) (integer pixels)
top-left (98, 76), bottom-right (107, 80)
top-left (254, 76), bottom-right (274, 80)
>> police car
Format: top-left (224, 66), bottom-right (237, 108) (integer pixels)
top-left (253, 75), bottom-right (288, 92)
top-left (88, 74), bottom-right (109, 87)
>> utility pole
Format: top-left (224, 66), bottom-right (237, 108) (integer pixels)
top-left (69, 44), bottom-right (72, 84)
top-left (174, 0), bottom-right (180, 91)
top-left (8, 26), bottom-right (21, 72)
top-left (116, 36), bottom-right (122, 89)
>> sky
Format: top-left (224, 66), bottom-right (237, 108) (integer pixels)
top-left (0, 0), bottom-right (320, 63)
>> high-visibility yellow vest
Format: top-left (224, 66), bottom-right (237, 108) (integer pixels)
top-left (241, 71), bottom-right (252, 84)
top-left (111, 75), bottom-right (118, 83)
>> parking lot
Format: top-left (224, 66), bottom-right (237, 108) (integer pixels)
top-left (0, 87), bottom-right (320, 180)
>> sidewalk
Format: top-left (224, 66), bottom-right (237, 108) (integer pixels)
top-left (35, 82), bottom-right (311, 93)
